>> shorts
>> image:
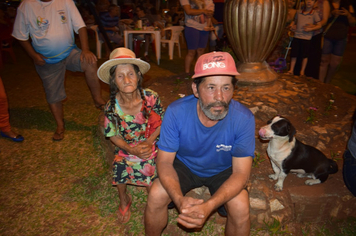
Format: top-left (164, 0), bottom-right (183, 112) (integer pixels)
top-left (322, 37), bottom-right (347, 56)
top-left (172, 158), bottom-right (237, 216)
top-left (290, 38), bottom-right (311, 59)
top-left (184, 26), bottom-right (209, 50)
top-left (35, 47), bottom-right (83, 104)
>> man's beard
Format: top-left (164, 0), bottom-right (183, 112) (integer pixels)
top-left (199, 99), bottom-right (229, 121)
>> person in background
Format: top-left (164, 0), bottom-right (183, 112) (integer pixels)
top-left (96, 0), bottom-right (110, 13)
top-left (131, 5), bottom-right (162, 62)
top-left (97, 47), bottom-right (164, 224)
top-left (209, 0), bottom-right (224, 51)
top-left (267, 0), bottom-right (298, 63)
top-left (343, 109), bottom-right (356, 197)
top-left (144, 51), bottom-right (255, 235)
top-left (100, 4), bottom-right (124, 58)
top-left (286, 0), bottom-right (322, 76)
top-left (12, 0), bottom-right (106, 141)
top-left (294, 0), bottom-right (330, 79)
top-left (180, 0), bottom-right (214, 78)
top-left (319, 0), bottom-right (355, 83)
top-left (0, 77), bottom-right (24, 142)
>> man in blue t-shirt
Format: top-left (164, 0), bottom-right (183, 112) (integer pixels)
top-left (99, 4), bottom-right (124, 57)
top-left (144, 51), bottom-right (255, 235)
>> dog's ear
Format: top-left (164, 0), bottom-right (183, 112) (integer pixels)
top-left (288, 122), bottom-right (296, 142)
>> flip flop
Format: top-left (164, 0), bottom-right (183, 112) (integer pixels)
top-left (52, 131), bottom-right (64, 141)
top-left (118, 195), bottom-right (132, 224)
top-left (96, 104), bottom-right (106, 111)
top-left (284, 71), bottom-right (293, 75)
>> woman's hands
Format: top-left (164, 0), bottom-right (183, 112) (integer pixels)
top-left (333, 7), bottom-right (347, 16)
top-left (129, 141), bottom-right (154, 159)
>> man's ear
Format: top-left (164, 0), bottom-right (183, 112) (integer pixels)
top-left (192, 82), bottom-right (199, 98)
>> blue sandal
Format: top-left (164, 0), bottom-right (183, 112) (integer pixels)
top-left (1, 131), bottom-right (24, 142)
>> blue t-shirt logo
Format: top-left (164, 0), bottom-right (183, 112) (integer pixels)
top-left (216, 144), bottom-right (232, 152)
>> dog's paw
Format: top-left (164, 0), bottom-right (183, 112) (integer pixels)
top-left (269, 174), bottom-right (278, 180)
top-left (274, 184), bottom-right (283, 191)
top-left (297, 173), bottom-right (306, 178)
top-left (305, 179), bottom-right (321, 185)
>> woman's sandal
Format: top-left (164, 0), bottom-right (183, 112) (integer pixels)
top-left (117, 195), bottom-right (132, 224)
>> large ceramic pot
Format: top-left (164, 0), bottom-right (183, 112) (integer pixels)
top-left (224, 0), bottom-right (288, 85)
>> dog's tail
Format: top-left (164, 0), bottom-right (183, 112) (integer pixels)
top-left (328, 159), bottom-right (338, 174)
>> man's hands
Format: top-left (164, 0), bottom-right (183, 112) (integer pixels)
top-left (80, 49), bottom-right (97, 65)
top-left (176, 196), bottom-right (212, 229)
top-left (31, 52), bottom-right (47, 66)
top-left (204, 9), bottom-right (214, 18)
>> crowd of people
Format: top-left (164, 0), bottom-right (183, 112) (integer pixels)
top-left (1, 0), bottom-right (356, 235)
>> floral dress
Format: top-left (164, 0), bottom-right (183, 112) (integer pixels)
top-left (104, 89), bottom-right (164, 186)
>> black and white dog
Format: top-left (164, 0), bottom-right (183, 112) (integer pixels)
top-left (258, 115), bottom-right (338, 191)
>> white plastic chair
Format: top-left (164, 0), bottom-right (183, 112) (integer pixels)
top-left (88, 25), bottom-right (103, 59)
top-left (160, 26), bottom-right (184, 60)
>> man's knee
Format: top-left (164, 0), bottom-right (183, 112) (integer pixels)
top-left (146, 179), bottom-right (171, 210)
top-left (225, 190), bottom-right (250, 221)
top-left (187, 50), bottom-right (196, 57)
top-left (81, 60), bottom-right (98, 73)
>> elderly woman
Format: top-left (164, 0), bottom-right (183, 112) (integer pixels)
top-left (97, 48), bottom-right (164, 223)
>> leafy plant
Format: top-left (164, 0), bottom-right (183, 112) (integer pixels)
top-left (306, 107), bottom-right (318, 124)
top-left (330, 150), bottom-right (342, 162)
top-left (253, 152), bottom-right (265, 168)
top-left (172, 78), bottom-right (184, 92)
top-left (324, 93), bottom-right (335, 116)
top-left (254, 218), bottom-right (290, 235)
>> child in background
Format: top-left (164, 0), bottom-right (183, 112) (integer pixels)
top-left (286, 0), bottom-right (322, 76)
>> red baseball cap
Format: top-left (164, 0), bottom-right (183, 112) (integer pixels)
top-left (192, 51), bottom-right (240, 79)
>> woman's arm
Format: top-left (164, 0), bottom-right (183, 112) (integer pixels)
top-left (182, 4), bottom-right (213, 17)
top-left (320, 0), bottom-right (331, 26)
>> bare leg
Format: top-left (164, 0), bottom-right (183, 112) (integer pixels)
top-left (144, 179), bottom-right (171, 236)
top-left (300, 58), bottom-right (308, 76)
top-left (49, 102), bottom-right (65, 139)
top-left (81, 60), bottom-right (105, 108)
top-left (117, 184), bottom-right (131, 222)
top-left (185, 49), bottom-right (196, 73)
top-left (324, 54), bottom-right (343, 84)
top-left (225, 189), bottom-right (250, 236)
top-left (196, 47), bottom-right (205, 59)
top-left (0, 77), bottom-right (21, 138)
top-left (319, 54), bottom-right (331, 83)
top-left (288, 57), bottom-right (297, 74)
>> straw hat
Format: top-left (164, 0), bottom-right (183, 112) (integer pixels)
top-left (97, 47), bottom-right (150, 84)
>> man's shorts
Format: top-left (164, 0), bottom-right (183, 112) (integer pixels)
top-left (290, 38), bottom-right (311, 59)
top-left (322, 38), bottom-right (347, 56)
top-left (172, 158), bottom-right (238, 216)
top-left (184, 26), bottom-right (210, 50)
top-left (35, 47), bottom-right (83, 104)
